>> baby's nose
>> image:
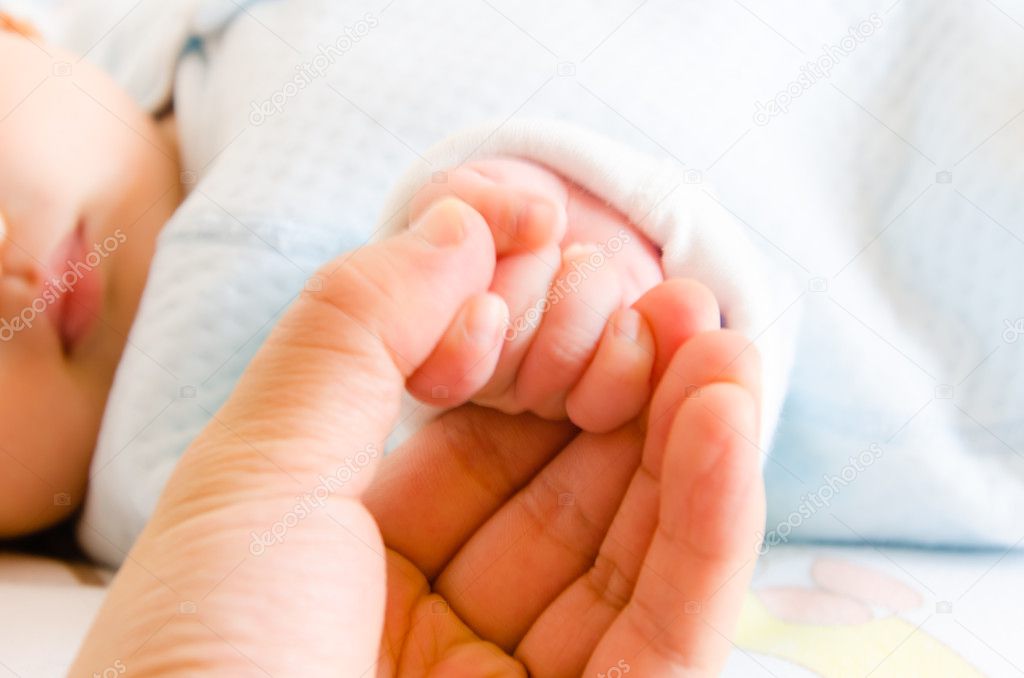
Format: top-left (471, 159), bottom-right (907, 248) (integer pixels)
top-left (0, 212), bottom-right (43, 286)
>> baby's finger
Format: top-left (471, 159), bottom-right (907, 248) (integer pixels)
top-left (409, 161), bottom-right (567, 253)
top-left (632, 278), bottom-right (721, 384)
top-left (566, 278), bottom-right (719, 433)
top-left (515, 245), bottom-right (624, 419)
top-left (472, 244), bottom-right (560, 409)
top-left (407, 293), bottom-right (509, 407)
top-left (565, 307), bottom-right (655, 433)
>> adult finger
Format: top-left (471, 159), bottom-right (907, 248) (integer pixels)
top-left (72, 198), bottom-right (498, 678)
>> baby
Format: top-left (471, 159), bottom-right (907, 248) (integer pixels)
top-left (14, 0), bottom-right (1020, 569)
top-left (0, 14), bottom-right (682, 547)
top-left (0, 15), bottom-right (183, 537)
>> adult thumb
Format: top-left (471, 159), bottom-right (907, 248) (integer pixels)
top-left (202, 197), bottom-right (497, 488)
top-left (71, 198), bottom-right (499, 678)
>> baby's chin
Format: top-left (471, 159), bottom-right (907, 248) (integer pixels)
top-left (0, 469), bottom-right (87, 540)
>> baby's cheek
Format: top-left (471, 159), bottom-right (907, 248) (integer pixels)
top-left (0, 352), bottom-right (101, 536)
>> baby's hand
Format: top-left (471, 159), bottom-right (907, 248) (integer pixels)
top-left (406, 158), bottom-right (719, 432)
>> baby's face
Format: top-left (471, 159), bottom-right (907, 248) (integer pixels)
top-left (0, 29), bottom-right (181, 536)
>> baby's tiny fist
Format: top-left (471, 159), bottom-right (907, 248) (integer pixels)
top-left (407, 156), bottom-right (668, 429)
top-left (408, 157), bottom-right (568, 254)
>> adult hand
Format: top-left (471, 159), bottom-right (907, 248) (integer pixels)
top-left (72, 198), bottom-right (764, 677)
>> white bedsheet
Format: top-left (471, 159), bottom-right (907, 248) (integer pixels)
top-left (4, 544), bottom-right (1017, 677)
top-left (49, 0), bottom-right (1024, 560)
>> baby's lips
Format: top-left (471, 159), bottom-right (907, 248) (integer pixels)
top-left (43, 221), bottom-right (106, 354)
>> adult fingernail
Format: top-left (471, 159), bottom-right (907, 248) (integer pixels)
top-left (413, 198), bottom-right (468, 247)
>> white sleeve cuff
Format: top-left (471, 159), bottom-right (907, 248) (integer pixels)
top-left (376, 118), bottom-right (801, 450)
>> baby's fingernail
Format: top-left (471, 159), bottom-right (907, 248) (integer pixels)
top-left (413, 199), bottom-right (468, 247)
top-left (614, 308), bottom-right (642, 343)
top-left (465, 294), bottom-right (507, 345)
top-left (562, 242), bottom-right (600, 264)
top-left (521, 201), bottom-right (559, 243)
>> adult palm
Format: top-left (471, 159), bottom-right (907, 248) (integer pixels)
top-left (72, 210), bottom-right (763, 678)
top-left (367, 329), bottom-right (762, 677)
